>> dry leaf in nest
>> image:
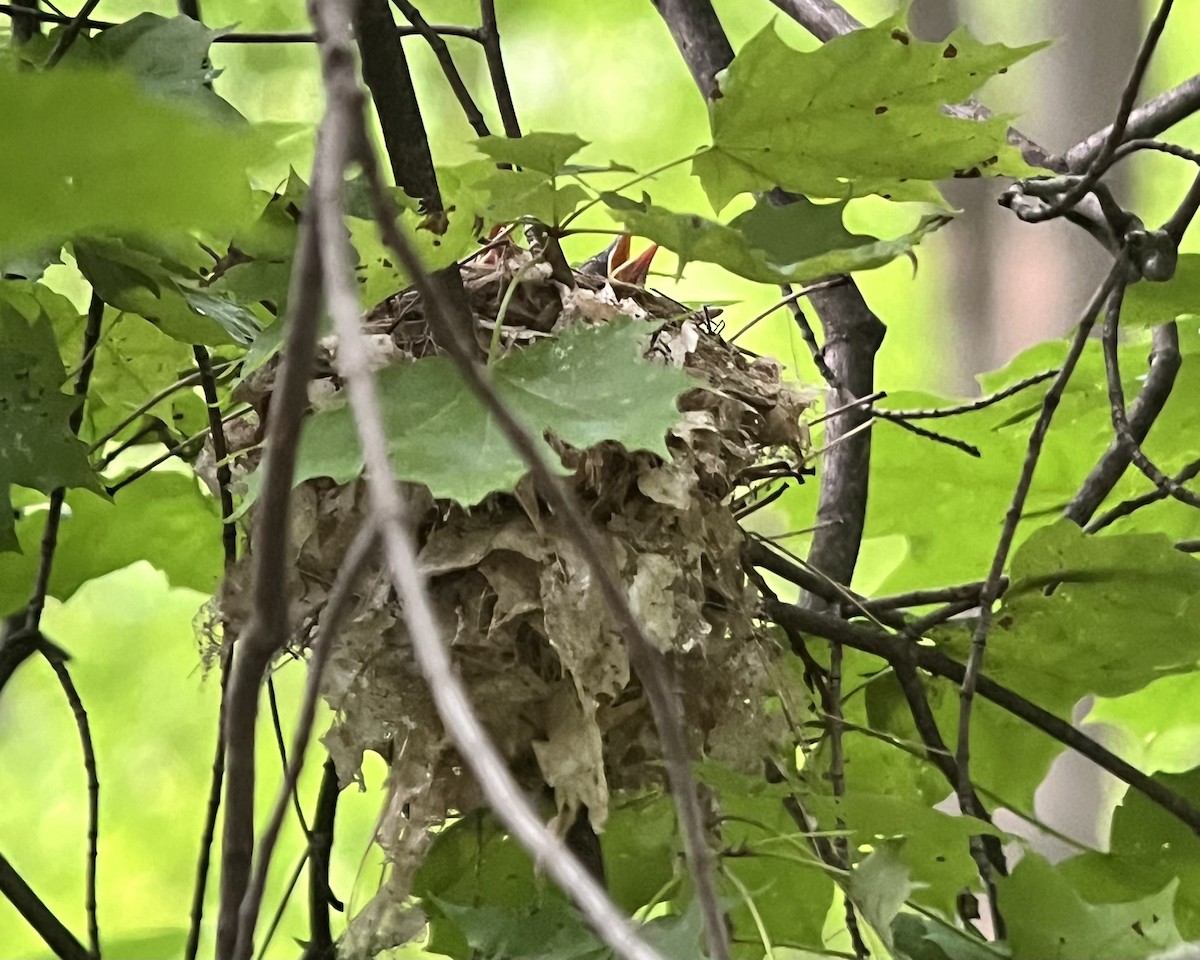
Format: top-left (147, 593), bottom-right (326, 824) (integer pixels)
top-left (215, 246), bottom-right (812, 920)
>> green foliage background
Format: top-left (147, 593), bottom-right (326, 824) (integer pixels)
top-left (3, 1), bottom-right (1200, 958)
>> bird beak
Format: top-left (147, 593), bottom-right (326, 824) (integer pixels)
top-left (611, 243), bottom-right (659, 286)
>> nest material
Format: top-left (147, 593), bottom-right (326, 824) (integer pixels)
top-left (216, 243), bottom-right (812, 946)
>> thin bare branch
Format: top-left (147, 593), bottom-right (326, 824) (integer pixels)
top-left (765, 0), bottom-right (861, 42)
top-left (193, 346), bottom-right (238, 567)
top-left (215, 156), bottom-right (325, 960)
top-left (1086, 454), bottom-right (1200, 533)
top-left (301, 759), bottom-right (342, 960)
top-left (763, 597), bottom-right (1200, 835)
top-left (878, 369), bottom-right (1059, 421)
top-left (0, 3), bottom-right (483, 42)
top-left (0, 851), bottom-right (89, 960)
top-left (479, 0), bottom-right (521, 138)
top-left (726, 278), bottom-right (845, 344)
top-left (1064, 323), bottom-right (1181, 526)
top-left (43, 0), bottom-right (101, 68)
top-left (956, 262), bottom-right (1125, 857)
top-left (390, 0), bottom-right (491, 137)
top-left (1101, 279), bottom-right (1200, 510)
top-left (43, 652), bottom-right (100, 960)
top-left (235, 522), bottom-right (379, 958)
top-left (875, 413), bottom-right (981, 458)
top-left (1065, 75), bottom-right (1200, 171)
top-left (1011, 0), bottom-right (1177, 225)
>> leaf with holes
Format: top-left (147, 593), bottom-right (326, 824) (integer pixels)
top-left (258, 318), bottom-right (694, 507)
top-left (0, 293), bottom-right (101, 551)
top-left (693, 12), bottom-right (1046, 211)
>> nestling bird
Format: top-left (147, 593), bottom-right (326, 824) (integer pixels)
top-left (578, 234), bottom-right (660, 285)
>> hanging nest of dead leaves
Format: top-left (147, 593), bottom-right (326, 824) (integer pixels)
top-left (213, 238), bottom-right (813, 941)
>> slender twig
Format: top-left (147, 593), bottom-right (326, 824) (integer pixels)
top-left (215, 148), bottom-right (325, 960)
top-left (298, 10), bottom-right (674, 959)
top-left (1064, 324), bottom-right (1181, 526)
top-left (1086, 455), bottom-right (1200, 533)
top-left (826, 644), bottom-right (869, 959)
top-left (809, 391), bottom-right (886, 426)
top-left (878, 370), bottom-right (1059, 421)
top-left (356, 0), bottom-right (476, 341)
top-left (1016, 0), bottom-right (1175, 224)
top-left (875, 413), bottom-right (980, 458)
top-left (0, 4), bottom-right (483, 41)
top-left (1102, 280), bottom-right (1200, 510)
top-left (184, 312), bottom-right (237, 959)
top-left (192, 346), bottom-right (238, 564)
top-left (784, 288), bottom-right (841, 388)
top-left (1065, 73), bottom-right (1200, 171)
top-left (891, 662), bottom-right (1006, 884)
top-left (390, 0), bottom-right (491, 137)
top-left (479, 0), bottom-right (521, 138)
top-left (15, 293), bottom-right (104, 960)
top-left (0, 851), bottom-right (90, 960)
top-left (86, 360), bottom-right (236, 456)
top-left (956, 263), bottom-right (1124, 883)
top-left (266, 675), bottom-right (311, 836)
top-left (44, 653), bottom-right (100, 960)
top-left (185, 659), bottom-right (229, 960)
top-left (254, 850), bottom-right (308, 960)
top-left (301, 759), bottom-right (342, 960)
top-left (1163, 169), bottom-right (1200, 244)
top-left (236, 522), bottom-right (378, 960)
top-left (725, 279), bottom-right (844, 344)
top-left (43, 0), bottom-right (101, 68)
top-left (902, 598), bottom-right (978, 637)
top-left (744, 538), bottom-right (908, 631)
top-left (103, 411), bottom-right (252, 496)
top-left (765, 0), bottom-right (860, 41)
top-left (763, 597), bottom-right (1200, 835)
top-left (852, 579), bottom-right (1002, 616)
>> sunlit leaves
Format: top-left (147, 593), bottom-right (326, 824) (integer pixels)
top-left (1000, 853), bottom-right (1182, 960)
top-left (473, 132), bottom-right (590, 174)
top-left (611, 194), bottom-right (949, 283)
top-left (0, 475), bottom-right (222, 617)
top-left (989, 521), bottom-right (1200, 705)
top-left (1060, 768), bottom-right (1200, 940)
top-left (81, 311), bottom-right (209, 443)
top-left (279, 318), bottom-right (694, 506)
top-left (693, 12), bottom-right (1046, 211)
top-left (0, 70), bottom-right (264, 254)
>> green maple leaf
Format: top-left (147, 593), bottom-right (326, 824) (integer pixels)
top-left (262, 318), bottom-right (694, 507)
top-left (693, 9), bottom-right (1047, 211)
top-left (611, 194), bottom-right (948, 283)
top-left (0, 291), bottom-right (101, 551)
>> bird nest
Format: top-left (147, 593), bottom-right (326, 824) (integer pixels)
top-left (212, 239), bottom-right (813, 931)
